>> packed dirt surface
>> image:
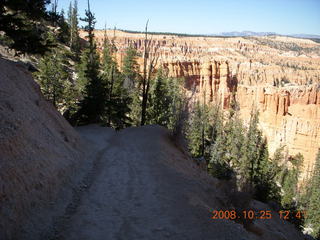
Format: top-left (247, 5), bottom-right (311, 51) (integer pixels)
top-left (50, 125), bottom-right (305, 240)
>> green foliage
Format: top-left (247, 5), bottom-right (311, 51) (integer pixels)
top-left (184, 103), bottom-right (280, 201)
top-left (241, 110), bottom-right (280, 202)
top-left (238, 109), bottom-right (261, 183)
top-left (304, 149), bottom-right (320, 238)
top-left (0, 0), bottom-right (52, 53)
top-left (80, 1), bottom-right (96, 51)
top-left (35, 49), bottom-right (79, 114)
top-left (146, 69), bottom-right (184, 131)
top-left (122, 46), bottom-right (141, 126)
top-left (68, 0), bottom-right (81, 58)
top-left (99, 39), bottom-right (132, 129)
top-left (56, 9), bottom-right (70, 44)
top-left (77, 4), bottom-right (105, 124)
top-left (129, 90), bottom-right (142, 126)
top-left (187, 102), bottom-right (212, 158)
top-left (272, 148), bottom-right (303, 209)
top-left (166, 77), bottom-right (185, 132)
top-left (2, 0), bottom-right (50, 20)
top-left (209, 105), bottom-right (244, 180)
top-left (147, 70), bottom-right (171, 126)
top-left (48, 0), bottom-right (59, 26)
top-left (281, 168), bottom-right (299, 208)
top-left (77, 47), bottom-right (105, 123)
top-left (122, 46), bottom-right (140, 83)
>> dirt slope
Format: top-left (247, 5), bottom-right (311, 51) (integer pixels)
top-left (52, 125), bottom-right (305, 240)
top-left (0, 58), bottom-right (86, 239)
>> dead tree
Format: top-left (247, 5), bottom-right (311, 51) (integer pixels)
top-left (140, 20), bottom-right (159, 126)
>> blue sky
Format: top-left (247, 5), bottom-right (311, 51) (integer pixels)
top-left (56, 0), bottom-right (320, 35)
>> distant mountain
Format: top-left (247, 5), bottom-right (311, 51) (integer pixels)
top-left (213, 31), bottom-right (320, 39)
top-left (214, 31), bottom-right (277, 37)
top-left (289, 33), bottom-right (320, 39)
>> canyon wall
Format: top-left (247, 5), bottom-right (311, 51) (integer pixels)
top-left (83, 30), bottom-right (320, 180)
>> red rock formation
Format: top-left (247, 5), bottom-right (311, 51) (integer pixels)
top-left (83, 29), bottom-right (320, 179)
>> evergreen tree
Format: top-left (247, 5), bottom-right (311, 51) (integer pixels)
top-left (56, 9), bottom-right (70, 44)
top-left (221, 112), bottom-right (245, 168)
top-left (35, 49), bottom-right (78, 114)
top-left (252, 138), bottom-right (280, 202)
top-left (122, 46), bottom-right (140, 84)
top-left (35, 51), bottom-right (66, 108)
top-left (77, 0), bottom-right (105, 124)
top-left (166, 77), bottom-right (185, 132)
top-left (122, 46), bottom-right (141, 126)
top-left (67, 0), bottom-right (81, 58)
top-left (209, 105), bottom-right (243, 179)
top-left (106, 71), bottom-right (132, 129)
top-left (48, 0), bottom-right (59, 26)
top-left (272, 150), bottom-right (303, 207)
top-left (0, 0), bottom-right (52, 53)
top-left (147, 69), bottom-right (171, 126)
top-left (238, 109), bottom-right (263, 186)
top-left (281, 167), bottom-right (299, 208)
top-left (305, 149), bottom-right (320, 238)
top-left (231, 108), bottom-right (280, 201)
top-left (187, 102), bottom-right (212, 158)
top-left (100, 30), bottom-right (131, 129)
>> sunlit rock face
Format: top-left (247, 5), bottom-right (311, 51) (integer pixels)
top-left (83, 29), bottom-right (320, 181)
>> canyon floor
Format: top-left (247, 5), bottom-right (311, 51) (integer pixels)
top-left (46, 125), bottom-right (304, 240)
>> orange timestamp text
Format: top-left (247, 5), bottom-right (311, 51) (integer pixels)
top-left (211, 210), bottom-right (307, 220)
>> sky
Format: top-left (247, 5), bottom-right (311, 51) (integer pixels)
top-left (56, 0), bottom-right (320, 35)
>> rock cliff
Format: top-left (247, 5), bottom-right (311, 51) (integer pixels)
top-left (84, 30), bottom-right (320, 180)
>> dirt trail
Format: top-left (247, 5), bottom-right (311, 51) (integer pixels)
top-left (48, 125), bottom-right (252, 240)
top-left (51, 125), bottom-right (303, 240)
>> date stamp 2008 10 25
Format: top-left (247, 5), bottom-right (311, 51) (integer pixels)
top-left (211, 210), bottom-right (307, 220)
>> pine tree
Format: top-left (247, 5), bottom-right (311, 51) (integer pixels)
top-left (122, 46), bottom-right (140, 84)
top-left (253, 141), bottom-right (280, 203)
top-left (147, 69), bottom-right (172, 126)
top-left (107, 71), bottom-right (132, 129)
top-left (122, 46), bottom-right (141, 126)
top-left (166, 77), bottom-right (185, 132)
top-left (281, 167), bottom-right (299, 208)
top-left (68, 0), bottom-right (81, 58)
top-left (238, 109), bottom-right (261, 187)
top-left (187, 102), bottom-right (212, 158)
top-left (100, 38), bottom-right (113, 126)
top-left (222, 112), bottom-right (245, 168)
top-left (57, 9), bottom-right (70, 44)
top-left (36, 51), bottom-right (66, 109)
top-left (305, 149), bottom-right (320, 238)
top-left (77, 0), bottom-right (105, 124)
top-left (235, 108), bottom-right (280, 201)
top-left (209, 105), bottom-right (243, 179)
top-left (0, 0), bottom-right (52, 53)
top-left (100, 30), bottom-right (132, 129)
top-left (35, 49), bottom-right (78, 114)
top-left (49, 0), bottom-right (59, 27)
top-left (272, 151), bottom-right (303, 207)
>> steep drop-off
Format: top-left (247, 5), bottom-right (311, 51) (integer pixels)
top-left (85, 30), bottom-right (320, 181)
